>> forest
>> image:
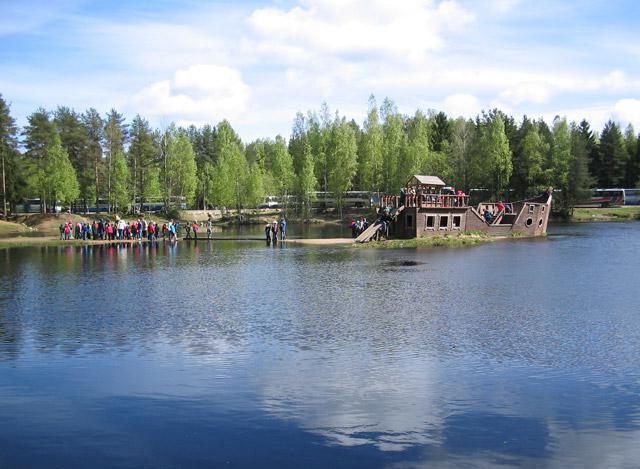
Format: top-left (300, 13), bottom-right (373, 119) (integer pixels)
top-left (1, 93), bottom-right (639, 218)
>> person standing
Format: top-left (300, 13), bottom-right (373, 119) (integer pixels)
top-left (192, 221), bottom-right (199, 240)
top-left (279, 217), bottom-right (287, 241)
top-left (206, 217), bottom-right (212, 239)
top-left (265, 223), bottom-right (272, 244)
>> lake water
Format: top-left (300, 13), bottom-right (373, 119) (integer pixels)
top-left (1, 222), bottom-right (639, 468)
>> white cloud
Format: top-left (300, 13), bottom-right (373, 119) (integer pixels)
top-left (130, 65), bottom-right (251, 125)
top-left (490, 0), bottom-right (521, 14)
top-left (613, 99), bottom-right (640, 130)
top-left (247, 0), bottom-right (474, 63)
top-left (500, 82), bottom-right (552, 105)
top-left (604, 70), bottom-right (628, 91)
top-left (441, 93), bottom-right (481, 118)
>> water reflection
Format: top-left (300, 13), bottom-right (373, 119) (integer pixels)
top-left (1, 222), bottom-right (640, 466)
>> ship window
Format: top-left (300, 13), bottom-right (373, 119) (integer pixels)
top-left (538, 218), bottom-right (543, 227)
top-left (439, 216), bottom-right (449, 229)
top-left (406, 214), bottom-right (413, 228)
top-left (528, 205), bottom-right (535, 213)
top-left (526, 218), bottom-right (533, 227)
top-left (542, 205), bottom-right (546, 212)
top-left (426, 215), bottom-right (435, 229)
top-left (453, 216), bottom-right (461, 229)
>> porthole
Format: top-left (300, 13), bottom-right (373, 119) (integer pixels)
top-left (526, 218), bottom-right (533, 227)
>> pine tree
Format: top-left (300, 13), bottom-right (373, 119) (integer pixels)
top-left (54, 107), bottom-right (90, 209)
top-left (566, 123), bottom-right (593, 214)
top-left (23, 109), bottom-right (57, 211)
top-left (598, 120), bottom-right (627, 187)
top-left (0, 94), bottom-right (19, 218)
top-left (82, 108), bottom-right (104, 209)
top-left (104, 109), bottom-right (128, 211)
top-left (623, 124), bottom-right (639, 188)
top-left (128, 115), bottom-right (158, 205)
top-left (429, 111), bottom-right (451, 152)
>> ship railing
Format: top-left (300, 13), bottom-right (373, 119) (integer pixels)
top-left (382, 194), bottom-right (469, 208)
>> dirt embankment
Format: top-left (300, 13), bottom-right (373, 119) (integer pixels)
top-left (15, 214), bottom-right (91, 234)
top-left (0, 220), bottom-right (32, 235)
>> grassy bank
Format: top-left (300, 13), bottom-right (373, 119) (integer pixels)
top-left (356, 232), bottom-right (497, 249)
top-left (0, 236), bottom-right (163, 250)
top-left (571, 206), bottom-right (640, 222)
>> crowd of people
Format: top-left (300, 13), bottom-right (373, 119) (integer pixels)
top-left (482, 201), bottom-right (510, 223)
top-left (349, 217), bottom-right (370, 238)
top-left (264, 218), bottom-right (287, 243)
top-left (59, 218), bottom-right (179, 242)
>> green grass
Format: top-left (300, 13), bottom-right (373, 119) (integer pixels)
top-left (0, 220), bottom-right (30, 235)
top-left (571, 206), bottom-right (640, 222)
top-left (355, 232), bottom-right (494, 249)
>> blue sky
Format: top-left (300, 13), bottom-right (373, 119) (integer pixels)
top-left (1, 0), bottom-right (639, 140)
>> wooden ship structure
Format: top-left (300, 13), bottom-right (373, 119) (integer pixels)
top-left (356, 175), bottom-right (552, 242)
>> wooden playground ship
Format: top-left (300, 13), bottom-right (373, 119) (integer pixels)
top-left (356, 175), bottom-right (552, 243)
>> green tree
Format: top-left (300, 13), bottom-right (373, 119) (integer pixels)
top-left (565, 123), bottom-right (593, 214)
top-left (623, 124), bottom-right (639, 187)
top-left (0, 94), bottom-right (20, 218)
top-left (54, 106), bottom-right (90, 208)
top-left (82, 108), bottom-right (104, 208)
top-left (406, 110), bottom-right (449, 182)
top-left (23, 108), bottom-right (57, 211)
top-left (104, 109), bottom-right (128, 211)
top-left (45, 134), bottom-right (80, 206)
top-left (549, 117), bottom-right (571, 195)
top-left (128, 115), bottom-right (158, 204)
top-left (142, 166), bottom-right (161, 201)
top-left (326, 117), bottom-right (358, 218)
top-left (429, 111), bottom-right (451, 152)
top-left (166, 130), bottom-right (198, 205)
top-left (289, 112), bottom-right (317, 214)
top-left (111, 151), bottom-right (130, 212)
top-left (446, 118), bottom-right (476, 192)
top-left (357, 95), bottom-right (383, 191)
top-left (597, 120), bottom-right (627, 187)
top-left (381, 98), bottom-right (404, 193)
top-left (517, 124), bottom-right (548, 197)
top-left (476, 113), bottom-right (512, 198)
top-left (244, 162), bottom-right (265, 208)
top-left (210, 121), bottom-right (247, 212)
top-left (296, 138), bottom-right (317, 216)
top-left (268, 135), bottom-right (294, 208)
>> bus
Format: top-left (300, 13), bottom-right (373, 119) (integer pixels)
top-left (580, 189), bottom-right (625, 207)
top-left (311, 191), bottom-right (372, 209)
top-left (622, 188), bottom-right (640, 205)
top-left (133, 197), bottom-right (188, 213)
top-left (16, 198), bottom-right (62, 214)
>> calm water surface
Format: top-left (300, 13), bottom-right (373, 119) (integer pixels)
top-left (1, 222), bottom-right (639, 468)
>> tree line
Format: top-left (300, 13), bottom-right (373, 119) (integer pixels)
top-left (1, 93), bottom-right (639, 219)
